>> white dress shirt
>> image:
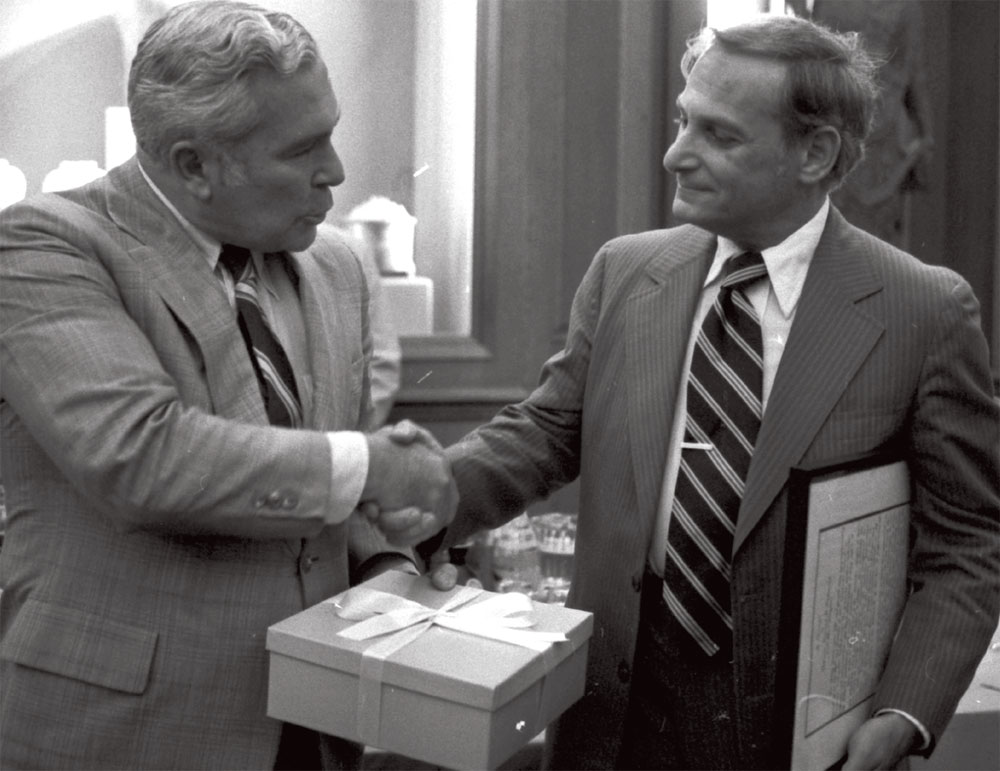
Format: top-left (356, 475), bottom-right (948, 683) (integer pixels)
top-left (648, 199), bottom-right (827, 573)
top-left (138, 163), bottom-right (367, 525)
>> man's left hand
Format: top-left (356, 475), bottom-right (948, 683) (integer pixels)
top-left (842, 713), bottom-right (920, 770)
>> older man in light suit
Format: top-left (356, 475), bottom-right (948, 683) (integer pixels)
top-left (0, 2), bottom-right (453, 769)
top-left (426, 15), bottom-right (999, 771)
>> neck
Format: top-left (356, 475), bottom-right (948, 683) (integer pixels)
top-left (728, 194), bottom-right (827, 252)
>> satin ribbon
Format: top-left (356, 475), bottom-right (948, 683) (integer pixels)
top-left (328, 585), bottom-right (568, 746)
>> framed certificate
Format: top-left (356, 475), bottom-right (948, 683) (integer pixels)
top-left (774, 452), bottom-right (911, 770)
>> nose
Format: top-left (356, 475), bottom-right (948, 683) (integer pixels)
top-left (662, 127), bottom-right (693, 175)
top-left (314, 143), bottom-right (345, 188)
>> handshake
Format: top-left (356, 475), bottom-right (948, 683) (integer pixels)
top-left (359, 420), bottom-right (458, 550)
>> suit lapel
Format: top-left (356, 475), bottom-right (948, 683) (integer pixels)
top-left (284, 250), bottom-right (352, 431)
top-left (734, 210), bottom-right (884, 552)
top-left (105, 160), bottom-right (268, 425)
top-left (626, 236), bottom-right (714, 525)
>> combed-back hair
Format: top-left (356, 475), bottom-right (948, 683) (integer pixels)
top-left (682, 15), bottom-right (882, 186)
top-left (128, 0), bottom-right (320, 165)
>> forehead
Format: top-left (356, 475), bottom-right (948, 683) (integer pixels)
top-left (680, 46), bottom-right (787, 124)
top-left (245, 62), bottom-right (339, 145)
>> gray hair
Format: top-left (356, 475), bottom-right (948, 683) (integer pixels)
top-left (128, 0), bottom-right (320, 166)
top-left (682, 15), bottom-right (882, 187)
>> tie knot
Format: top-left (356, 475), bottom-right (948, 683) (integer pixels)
top-left (721, 251), bottom-right (766, 289)
top-left (219, 244), bottom-right (252, 278)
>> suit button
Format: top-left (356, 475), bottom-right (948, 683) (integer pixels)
top-left (253, 495), bottom-right (268, 509)
top-left (267, 491), bottom-right (283, 508)
top-left (631, 573), bottom-right (642, 593)
top-left (299, 554), bottom-right (316, 573)
top-left (617, 661), bottom-right (630, 683)
top-left (281, 494), bottom-right (298, 510)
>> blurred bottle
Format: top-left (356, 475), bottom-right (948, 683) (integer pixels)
top-left (532, 512), bottom-right (577, 605)
top-left (490, 513), bottom-right (541, 596)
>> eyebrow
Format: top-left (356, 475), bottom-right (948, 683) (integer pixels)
top-left (285, 106), bottom-right (340, 153)
top-left (675, 95), bottom-right (745, 136)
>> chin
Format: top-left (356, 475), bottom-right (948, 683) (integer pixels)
top-left (282, 224), bottom-right (320, 253)
top-left (672, 198), bottom-right (709, 228)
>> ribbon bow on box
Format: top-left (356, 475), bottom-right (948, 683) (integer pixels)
top-left (332, 584), bottom-right (568, 652)
top-left (328, 583), bottom-right (569, 746)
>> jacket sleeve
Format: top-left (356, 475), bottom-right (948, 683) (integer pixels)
top-left (442, 245), bottom-right (614, 547)
top-left (872, 273), bottom-right (1000, 745)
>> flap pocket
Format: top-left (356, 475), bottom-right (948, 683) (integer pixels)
top-left (811, 407), bottom-right (907, 456)
top-left (1, 599), bottom-right (157, 694)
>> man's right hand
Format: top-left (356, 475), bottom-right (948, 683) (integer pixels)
top-left (361, 420), bottom-right (457, 546)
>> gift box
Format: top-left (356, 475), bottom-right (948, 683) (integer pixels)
top-left (266, 570), bottom-right (593, 770)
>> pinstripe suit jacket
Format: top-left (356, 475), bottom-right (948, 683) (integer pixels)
top-left (0, 159), bottom-right (395, 769)
top-left (446, 208), bottom-right (999, 769)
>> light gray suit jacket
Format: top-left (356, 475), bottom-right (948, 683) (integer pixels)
top-left (446, 208), bottom-right (999, 769)
top-left (0, 159), bottom-right (395, 769)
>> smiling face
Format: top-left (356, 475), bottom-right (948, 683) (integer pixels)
top-left (663, 46), bottom-right (820, 250)
top-left (198, 60), bottom-right (345, 253)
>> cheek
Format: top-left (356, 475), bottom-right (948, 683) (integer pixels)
top-left (249, 186), bottom-right (301, 216)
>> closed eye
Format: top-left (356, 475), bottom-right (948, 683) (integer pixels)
top-left (706, 125), bottom-right (739, 145)
top-left (291, 140), bottom-right (320, 157)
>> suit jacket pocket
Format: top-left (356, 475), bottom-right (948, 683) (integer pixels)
top-left (810, 407), bottom-right (908, 458)
top-left (1, 599), bottom-right (157, 694)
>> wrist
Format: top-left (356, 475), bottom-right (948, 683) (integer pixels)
top-left (361, 433), bottom-right (390, 501)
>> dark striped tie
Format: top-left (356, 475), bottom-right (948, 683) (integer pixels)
top-left (662, 251), bottom-right (767, 655)
top-left (219, 244), bottom-right (302, 428)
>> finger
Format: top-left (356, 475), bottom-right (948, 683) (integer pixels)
top-left (388, 419), bottom-right (421, 444)
top-left (390, 420), bottom-right (444, 453)
top-left (427, 547), bottom-right (452, 570)
top-left (375, 507), bottom-right (425, 534)
top-left (357, 501), bottom-right (380, 522)
top-left (429, 562), bottom-right (458, 591)
top-left (382, 511), bottom-right (445, 547)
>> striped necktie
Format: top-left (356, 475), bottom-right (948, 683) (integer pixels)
top-left (219, 244), bottom-right (302, 428)
top-left (662, 251), bottom-right (767, 655)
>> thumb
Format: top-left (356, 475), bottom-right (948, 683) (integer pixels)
top-left (388, 419), bottom-right (421, 444)
top-left (428, 548), bottom-right (458, 591)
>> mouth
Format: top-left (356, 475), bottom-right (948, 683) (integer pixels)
top-left (300, 212), bottom-right (329, 226)
top-left (675, 179), bottom-right (712, 195)
top-left (301, 194), bottom-right (334, 225)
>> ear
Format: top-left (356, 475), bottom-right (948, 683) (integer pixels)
top-left (797, 125), bottom-right (841, 185)
top-left (167, 140), bottom-right (214, 201)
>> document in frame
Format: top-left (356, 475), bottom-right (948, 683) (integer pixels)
top-left (774, 453), bottom-right (910, 771)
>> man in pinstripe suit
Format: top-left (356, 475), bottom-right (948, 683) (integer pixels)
top-left (419, 14), bottom-right (998, 770)
top-left (0, 2), bottom-right (454, 768)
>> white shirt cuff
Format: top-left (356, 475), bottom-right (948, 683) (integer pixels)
top-left (324, 431), bottom-right (369, 524)
top-left (875, 708), bottom-right (932, 752)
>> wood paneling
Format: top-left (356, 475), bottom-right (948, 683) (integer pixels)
top-left (907, 0), bottom-right (999, 383)
top-left (394, 0), bottom-right (678, 428)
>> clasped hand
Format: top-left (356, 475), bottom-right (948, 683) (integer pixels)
top-left (360, 420), bottom-right (457, 547)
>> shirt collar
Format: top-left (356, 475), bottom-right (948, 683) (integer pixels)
top-left (707, 198), bottom-right (830, 318)
top-left (137, 160), bottom-right (222, 271)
